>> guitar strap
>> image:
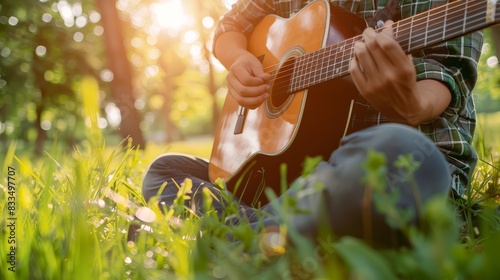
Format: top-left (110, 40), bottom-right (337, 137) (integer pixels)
top-left (367, 0), bottom-right (401, 28)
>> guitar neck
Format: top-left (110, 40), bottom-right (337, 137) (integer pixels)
top-left (290, 0), bottom-right (500, 93)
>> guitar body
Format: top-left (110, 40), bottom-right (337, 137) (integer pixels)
top-left (209, 0), bottom-right (368, 206)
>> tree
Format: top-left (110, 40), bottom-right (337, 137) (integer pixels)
top-left (95, 0), bottom-right (145, 149)
top-left (0, 0), bottom-right (96, 152)
top-left (475, 28), bottom-right (500, 113)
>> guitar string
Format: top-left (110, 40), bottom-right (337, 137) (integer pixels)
top-left (257, 1), bottom-right (489, 98)
top-left (267, 0), bottom-right (487, 95)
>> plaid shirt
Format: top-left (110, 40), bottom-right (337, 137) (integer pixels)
top-left (214, 0), bottom-right (483, 197)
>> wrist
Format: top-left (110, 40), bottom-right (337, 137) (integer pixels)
top-left (214, 31), bottom-right (250, 70)
top-left (399, 80), bottom-right (451, 125)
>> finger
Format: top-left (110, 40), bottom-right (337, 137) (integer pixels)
top-left (375, 23), bottom-right (409, 66)
top-left (353, 39), bottom-right (377, 76)
top-left (231, 67), bottom-right (269, 87)
top-left (349, 56), bottom-right (368, 93)
top-left (380, 20), bottom-right (395, 37)
top-left (349, 54), bottom-right (364, 78)
top-left (228, 67), bottom-right (270, 94)
top-left (251, 67), bottom-right (273, 82)
top-left (363, 27), bottom-right (402, 71)
top-left (228, 83), bottom-right (268, 109)
top-left (227, 74), bottom-right (269, 108)
top-left (243, 57), bottom-right (273, 84)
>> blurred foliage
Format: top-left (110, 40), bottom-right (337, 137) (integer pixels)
top-left (0, 0), bottom-right (98, 148)
top-left (0, 0), bottom-right (232, 151)
top-left (475, 28), bottom-right (500, 112)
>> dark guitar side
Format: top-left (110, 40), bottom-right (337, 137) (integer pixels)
top-left (210, 2), bottom-right (369, 207)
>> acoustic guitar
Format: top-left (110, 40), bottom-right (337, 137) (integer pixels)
top-left (209, 0), bottom-right (498, 206)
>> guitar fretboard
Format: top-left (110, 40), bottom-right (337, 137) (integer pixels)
top-left (288, 0), bottom-right (499, 93)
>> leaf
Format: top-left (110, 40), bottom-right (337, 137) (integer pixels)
top-left (335, 237), bottom-right (398, 280)
top-left (302, 156), bottom-right (323, 176)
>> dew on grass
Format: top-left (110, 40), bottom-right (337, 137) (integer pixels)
top-left (212, 265), bottom-right (227, 279)
top-left (143, 257), bottom-right (157, 268)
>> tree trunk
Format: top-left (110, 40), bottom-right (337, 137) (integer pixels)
top-left (159, 78), bottom-right (182, 143)
top-left (194, 0), bottom-right (220, 134)
top-left (95, 0), bottom-right (146, 149)
top-left (491, 25), bottom-right (500, 58)
top-left (32, 37), bottom-right (47, 155)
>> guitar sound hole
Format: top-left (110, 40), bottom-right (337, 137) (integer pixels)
top-left (270, 57), bottom-right (296, 109)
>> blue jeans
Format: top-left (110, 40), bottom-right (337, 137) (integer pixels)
top-left (142, 124), bottom-right (451, 247)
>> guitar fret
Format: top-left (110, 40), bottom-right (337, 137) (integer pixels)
top-left (407, 16), bottom-right (414, 53)
top-left (297, 54), bottom-right (305, 92)
top-left (442, 6), bottom-right (448, 41)
top-left (335, 44), bottom-right (343, 76)
top-left (326, 45), bottom-right (334, 80)
top-left (294, 55), bottom-right (307, 91)
top-left (295, 55), bottom-right (301, 92)
top-left (463, 1), bottom-right (468, 33)
top-left (321, 49), bottom-right (329, 82)
top-left (302, 54), bottom-right (309, 90)
top-left (435, 2), bottom-right (466, 47)
top-left (315, 50), bottom-right (322, 84)
top-left (424, 10), bottom-right (430, 46)
top-left (304, 52), bottom-right (310, 88)
top-left (300, 55), bottom-right (307, 91)
top-left (290, 55), bottom-right (300, 92)
top-left (394, 22), bottom-right (399, 42)
top-left (348, 39), bottom-right (356, 73)
top-left (313, 51), bottom-right (319, 86)
top-left (308, 51), bottom-right (314, 87)
top-left (314, 50), bottom-right (322, 84)
top-left (317, 50), bottom-right (324, 83)
top-left (411, 15), bottom-right (427, 51)
top-left (317, 49), bottom-right (323, 84)
top-left (425, 13), bottom-right (444, 48)
top-left (324, 48), bottom-right (331, 82)
top-left (294, 56), bottom-right (307, 91)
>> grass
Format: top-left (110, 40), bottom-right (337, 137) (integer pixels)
top-left (0, 112), bottom-right (499, 279)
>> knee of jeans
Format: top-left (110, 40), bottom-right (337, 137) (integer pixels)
top-left (337, 124), bottom-right (451, 210)
top-left (142, 154), bottom-right (177, 200)
top-left (371, 125), bottom-right (451, 209)
top-left (354, 124), bottom-right (443, 162)
top-left (368, 124), bottom-right (430, 149)
top-left (148, 153), bottom-right (185, 170)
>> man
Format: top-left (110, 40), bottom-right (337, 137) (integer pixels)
top-left (142, 0), bottom-right (482, 248)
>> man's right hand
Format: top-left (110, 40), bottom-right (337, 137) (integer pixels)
top-left (226, 52), bottom-right (272, 109)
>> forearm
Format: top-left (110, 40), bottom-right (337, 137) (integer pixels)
top-left (213, 30), bottom-right (272, 109)
top-left (399, 79), bottom-right (451, 126)
top-left (213, 31), bottom-right (250, 70)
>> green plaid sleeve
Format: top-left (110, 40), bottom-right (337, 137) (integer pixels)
top-left (214, 0), bottom-right (306, 44)
top-left (412, 32), bottom-right (483, 111)
top-left (213, 0), bottom-right (276, 43)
